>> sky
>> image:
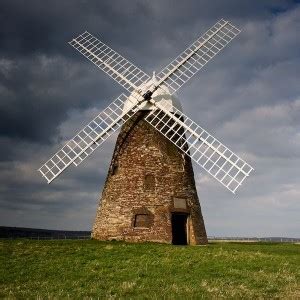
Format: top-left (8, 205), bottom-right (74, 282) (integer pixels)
top-left (1, 0), bottom-right (300, 237)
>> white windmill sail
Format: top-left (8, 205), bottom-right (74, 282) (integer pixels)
top-left (69, 31), bottom-right (150, 93)
top-left (156, 19), bottom-right (240, 94)
top-left (39, 18), bottom-right (253, 194)
top-left (38, 92), bottom-right (143, 183)
top-left (145, 101), bottom-right (253, 193)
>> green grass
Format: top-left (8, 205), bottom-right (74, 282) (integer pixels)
top-left (1, 240), bottom-right (299, 299)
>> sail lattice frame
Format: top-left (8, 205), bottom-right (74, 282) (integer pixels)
top-left (39, 93), bottom-right (142, 183)
top-left (156, 19), bottom-right (240, 94)
top-left (69, 31), bottom-right (150, 93)
top-left (39, 19), bottom-right (253, 193)
top-left (145, 101), bottom-right (253, 193)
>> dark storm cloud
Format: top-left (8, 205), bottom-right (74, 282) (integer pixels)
top-left (0, 1), bottom-right (298, 138)
top-left (1, 0), bottom-right (298, 146)
top-left (0, 1), bottom-right (296, 61)
top-left (0, 0), bottom-right (300, 235)
top-left (0, 54), bottom-right (115, 145)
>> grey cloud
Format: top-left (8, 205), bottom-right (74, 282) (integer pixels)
top-left (1, 0), bottom-right (299, 236)
top-left (0, 54), bottom-right (115, 146)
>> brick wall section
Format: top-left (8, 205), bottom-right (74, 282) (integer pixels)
top-left (92, 111), bottom-right (208, 245)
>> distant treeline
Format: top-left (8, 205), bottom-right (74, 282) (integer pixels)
top-left (208, 236), bottom-right (300, 242)
top-left (1, 227), bottom-right (299, 242)
top-left (0, 226), bottom-right (91, 239)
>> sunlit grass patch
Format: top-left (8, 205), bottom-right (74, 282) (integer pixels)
top-left (1, 240), bottom-right (299, 298)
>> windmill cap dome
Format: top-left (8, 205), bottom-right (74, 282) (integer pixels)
top-left (123, 73), bottom-right (182, 113)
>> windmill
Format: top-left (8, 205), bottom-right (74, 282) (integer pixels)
top-left (39, 19), bottom-right (253, 245)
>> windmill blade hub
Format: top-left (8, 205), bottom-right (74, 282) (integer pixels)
top-left (123, 76), bottom-right (183, 114)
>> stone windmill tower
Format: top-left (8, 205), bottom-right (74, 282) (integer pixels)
top-left (39, 19), bottom-right (253, 245)
top-left (92, 78), bottom-right (207, 245)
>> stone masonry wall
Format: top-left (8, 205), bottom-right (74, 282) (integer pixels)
top-left (92, 111), bottom-right (208, 245)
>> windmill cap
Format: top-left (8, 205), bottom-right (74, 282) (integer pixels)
top-left (123, 74), bottom-right (183, 113)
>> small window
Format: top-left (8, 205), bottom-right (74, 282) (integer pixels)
top-left (144, 174), bottom-right (155, 191)
top-left (134, 214), bottom-right (150, 228)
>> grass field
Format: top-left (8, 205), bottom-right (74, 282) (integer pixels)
top-left (1, 240), bottom-right (299, 299)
